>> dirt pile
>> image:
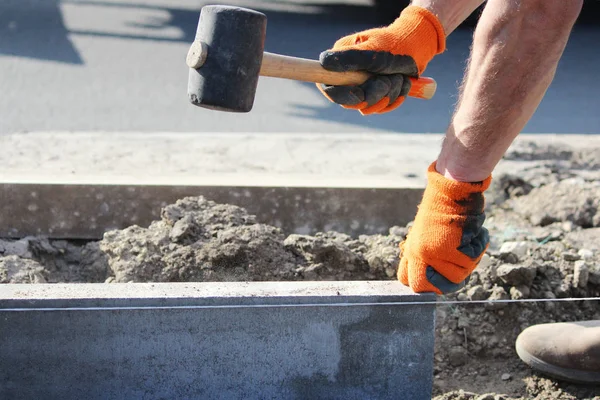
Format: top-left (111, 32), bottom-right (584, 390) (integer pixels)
top-left (97, 197), bottom-right (406, 283)
top-left (1, 140), bottom-right (599, 399)
top-left (0, 198), bottom-right (406, 285)
top-left (0, 238), bottom-right (107, 284)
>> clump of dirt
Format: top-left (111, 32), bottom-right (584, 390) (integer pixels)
top-left (96, 197), bottom-right (406, 283)
top-left (1, 140), bottom-right (600, 399)
top-left (0, 198), bottom-right (406, 285)
top-left (0, 237), bottom-right (108, 283)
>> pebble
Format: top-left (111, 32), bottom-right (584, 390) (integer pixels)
top-left (499, 241), bottom-right (532, 260)
top-left (562, 251), bottom-right (580, 261)
top-left (578, 248), bottom-right (594, 261)
top-left (169, 215), bottom-right (198, 243)
top-left (485, 286), bottom-right (509, 310)
top-left (0, 238), bottom-right (32, 258)
top-left (467, 285), bottom-right (487, 301)
top-left (495, 264), bottom-right (537, 287)
top-left (556, 280), bottom-right (572, 298)
top-left (478, 253), bottom-right (492, 269)
top-left (448, 347), bottom-right (469, 367)
top-left (574, 260), bottom-right (589, 288)
top-left (530, 213), bottom-right (554, 227)
top-left (562, 220), bottom-right (575, 232)
top-left (510, 285), bottom-right (530, 300)
top-left (501, 373), bottom-right (512, 381)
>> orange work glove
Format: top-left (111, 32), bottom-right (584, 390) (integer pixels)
top-left (318, 5), bottom-right (445, 115)
top-left (398, 162), bottom-right (492, 295)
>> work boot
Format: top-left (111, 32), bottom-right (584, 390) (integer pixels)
top-left (515, 320), bottom-right (600, 384)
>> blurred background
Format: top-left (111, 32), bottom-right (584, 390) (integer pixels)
top-left (1, 0), bottom-right (599, 135)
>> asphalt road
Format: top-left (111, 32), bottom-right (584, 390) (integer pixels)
top-left (1, 0), bottom-right (600, 134)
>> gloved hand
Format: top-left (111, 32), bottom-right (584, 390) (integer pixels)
top-left (398, 162), bottom-right (492, 295)
top-left (318, 5), bottom-right (446, 115)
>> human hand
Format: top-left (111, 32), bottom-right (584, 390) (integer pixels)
top-left (398, 162), bottom-right (492, 294)
top-left (318, 6), bottom-right (445, 115)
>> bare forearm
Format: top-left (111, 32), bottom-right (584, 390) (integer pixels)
top-left (411, 0), bottom-right (485, 35)
top-left (436, 0), bottom-right (583, 182)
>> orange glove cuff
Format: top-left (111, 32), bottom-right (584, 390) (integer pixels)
top-left (386, 5), bottom-right (446, 74)
top-left (398, 162), bottom-right (491, 294)
top-left (393, 6), bottom-right (447, 55)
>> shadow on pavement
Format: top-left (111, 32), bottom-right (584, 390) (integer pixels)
top-left (0, 0), bottom-right (83, 64)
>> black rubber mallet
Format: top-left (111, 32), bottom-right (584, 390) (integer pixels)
top-left (186, 5), bottom-right (437, 113)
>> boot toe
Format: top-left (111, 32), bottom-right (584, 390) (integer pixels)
top-left (515, 321), bottom-right (600, 385)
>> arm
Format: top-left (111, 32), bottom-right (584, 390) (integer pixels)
top-left (436, 0), bottom-right (583, 182)
top-left (411, 0), bottom-right (486, 35)
top-left (398, 0), bottom-right (584, 294)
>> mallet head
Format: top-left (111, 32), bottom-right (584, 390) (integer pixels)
top-left (187, 5), bottom-right (267, 113)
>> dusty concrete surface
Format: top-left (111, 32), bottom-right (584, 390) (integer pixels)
top-left (2, 132), bottom-right (600, 184)
top-left (1, 139), bottom-right (600, 398)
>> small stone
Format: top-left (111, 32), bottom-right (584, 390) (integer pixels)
top-left (499, 241), bottom-right (533, 261)
top-left (475, 395), bottom-right (496, 400)
top-left (556, 277), bottom-right (573, 298)
top-left (510, 285), bottom-right (530, 300)
top-left (478, 253), bottom-right (492, 270)
top-left (495, 263), bottom-right (537, 287)
top-left (501, 373), bottom-right (512, 381)
top-left (544, 241), bottom-right (566, 253)
top-left (574, 260), bottom-right (589, 288)
top-left (486, 286), bottom-right (510, 310)
top-left (500, 252), bottom-right (519, 264)
top-left (0, 238), bottom-right (32, 258)
top-left (562, 221), bottom-right (575, 232)
top-left (530, 213), bottom-right (555, 227)
top-left (457, 293), bottom-right (468, 302)
top-left (0, 256), bottom-right (47, 283)
top-left (563, 252), bottom-right (580, 261)
top-left (578, 249), bottom-right (594, 261)
top-left (384, 266), bottom-right (396, 278)
top-left (169, 215), bottom-right (200, 244)
top-left (467, 285), bottom-right (487, 301)
top-left (448, 346), bottom-right (469, 367)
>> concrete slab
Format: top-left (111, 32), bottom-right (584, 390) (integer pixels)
top-left (0, 281), bottom-right (436, 400)
top-left (0, 183), bottom-right (424, 239)
top-left (3, 131), bottom-right (597, 239)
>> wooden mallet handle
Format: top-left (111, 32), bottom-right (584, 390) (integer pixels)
top-left (186, 41), bottom-right (437, 100)
top-left (260, 52), bottom-right (436, 100)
